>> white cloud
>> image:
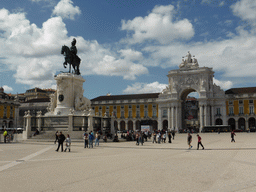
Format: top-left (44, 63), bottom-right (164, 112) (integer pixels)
top-left (90, 55), bottom-right (148, 80)
top-left (123, 82), bottom-right (168, 94)
top-left (52, 0), bottom-right (81, 20)
top-left (219, 1), bottom-right (225, 6)
top-left (118, 49), bottom-right (143, 61)
top-left (231, 0), bottom-right (256, 23)
top-left (141, 28), bottom-right (256, 79)
top-left (121, 4), bottom-right (194, 44)
top-left (213, 78), bottom-right (233, 90)
top-left (2, 85), bottom-right (13, 93)
top-left (0, 8), bottom-right (149, 89)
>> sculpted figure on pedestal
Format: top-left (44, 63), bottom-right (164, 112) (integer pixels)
top-left (61, 38), bottom-right (81, 75)
top-left (179, 51), bottom-right (199, 69)
top-left (47, 93), bottom-right (57, 112)
top-left (75, 92), bottom-right (91, 111)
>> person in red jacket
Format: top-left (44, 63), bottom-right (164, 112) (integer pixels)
top-left (197, 134), bottom-right (204, 150)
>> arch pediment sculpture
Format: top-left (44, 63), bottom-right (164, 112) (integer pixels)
top-left (179, 51), bottom-right (199, 69)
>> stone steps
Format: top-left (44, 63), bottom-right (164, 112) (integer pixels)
top-left (31, 131), bottom-right (69, 140)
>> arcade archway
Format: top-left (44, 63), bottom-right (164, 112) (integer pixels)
top-left (157, 52), bottom-right (227, 132)
top-left (180, 89), bottom-right (199, 132)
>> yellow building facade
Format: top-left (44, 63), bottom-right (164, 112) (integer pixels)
top-left (225, 87), bottom-right (256, 131)
top-left (91, 93), bottom-right (159, 131)
top-left (0, 87), bottom-right (19, 128)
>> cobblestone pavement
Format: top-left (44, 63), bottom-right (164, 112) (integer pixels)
top-left (1, 132), bottom-right (256, 192)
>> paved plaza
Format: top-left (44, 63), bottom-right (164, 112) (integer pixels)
top-left (1, 133), bottom-right (256, 192)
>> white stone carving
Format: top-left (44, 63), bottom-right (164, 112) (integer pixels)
top-left (75, 90), bottom-right (91, 111)
top-left (47, 92), bottom-right (57, 112)
top-left (201, 79), bottom-right (207, 91)
top-left (179, 51), bottom-right (199, 69)
top-left (158, 52), bottom-right (226, 132)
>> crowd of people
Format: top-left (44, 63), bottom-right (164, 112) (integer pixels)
top-left (50, 129), bottom-right (238, 152)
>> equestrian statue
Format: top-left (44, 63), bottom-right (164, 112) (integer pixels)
top-left (61, 38), bottom-right (81, 75)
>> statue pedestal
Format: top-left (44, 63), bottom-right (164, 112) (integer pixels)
top-left (54, 73), bottom-right (85, 116)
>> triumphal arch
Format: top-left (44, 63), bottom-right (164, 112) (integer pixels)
top-left (157, 52), bottom-right (227, 132)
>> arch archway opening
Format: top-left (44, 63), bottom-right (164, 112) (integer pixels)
top-left (180, 89), bottom-right (199, 132)
top-left (249, 117), bottom-right (255, 131)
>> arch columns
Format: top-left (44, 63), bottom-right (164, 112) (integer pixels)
top-left (158, 107), bottom-right (162, 130)
top-left (211, 104), bottom-right (214, 126)
top-left (167, 106), bottom-right (171, 130)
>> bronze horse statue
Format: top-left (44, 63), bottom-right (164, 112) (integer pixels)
top-left (61, 45), bottom-right (81, 75)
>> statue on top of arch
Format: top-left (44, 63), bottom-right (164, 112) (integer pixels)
top-left (179, 51), bottom-right (199, 69)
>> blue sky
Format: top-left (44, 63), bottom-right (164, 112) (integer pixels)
top-left (0, 0), bottom-right (256, 99)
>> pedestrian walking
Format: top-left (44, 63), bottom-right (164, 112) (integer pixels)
top-left (64, 134), bottom-right (71, 152)
top-left (187, 133), bottom-right (193, 149)
top-left (95, 132), bottom-right (100, 146)
top-left (162, 132), bottom-right (166, 143)
top-left (83, 132), bottom-right (88, 148)
top-left (157, 132), bottom-right (161, 144)
top-left (139, 132), bottom-right (144, 145)
top-left (54, 131), bottom-right (59, 144)
top-left (168, 132), bottom-right (172, 143)
top-left (89, 132), bottom-right (94, 148)
top-left (135, 132), bottom-right (139, 145)
top-left (152, 132), bottom-right (157, 143)
top-left (3, 129), bottom-right (7, 143)
top-left (172, 130), bottom-right (175, 140)
top-left (197, 134), bottom-right (204, 150)
top-left (56, 132), bottom-right (66, 152)
top-left (231, 131), bottom-right (236, 142)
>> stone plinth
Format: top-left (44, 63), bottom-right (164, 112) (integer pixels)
top-left (54, 73), bottom-right (85, 116)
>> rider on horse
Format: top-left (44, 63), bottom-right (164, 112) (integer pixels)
top-left (63, 38), bottom-right (81, 75)
top-left (70, 38), bottom-right (77, 56)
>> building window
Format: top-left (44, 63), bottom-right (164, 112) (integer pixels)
top-left (136, 111), bottom-right (140, 118)
top-left (128, 111), bottom-right (132, 118)
top-left (250, 106), bottom-right (254, 114)
top-left (229, 107), bottom-right (234, 115)
top-left (121, 105), bottom-right (124, 109)
top-left (153, 110), bottom-right (157, 117)
top-left (99, 106), bottom-right (102, 110)
top-left (106, 111), bottom-right (109, 116)
top-left (4, 106), bottom-right (7, 117)
top-left (121, 111), bottom-right (125, 118)
top-left (163, 109), bottom-right (167, 118)
top-left (249, 100), bottom-right (254, 104)
top-left (92, 107), bottom-right (95, 110)
top-left (113, 106), bottom-right (116, 109)
top-left (129, 105), bottom-right (132, 109)
top-left (239, 100), bottom-right (243, 104)
top-left (216, 108), bottom-right (221, 115)
top-left (136, 105), bottom-right (140, 109)
top-left (153, 104), bottom-right (156, 108)
top-left (144, 105), bottom-right (148, 108)
top-left (144, 110), bottom-right (148, 118)
top-left (239, 107), bottom-right (244, 114)
top-left (229, 101), bottom-right (233, 105)
top-left (106, 106), bottom-right (109, 110)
